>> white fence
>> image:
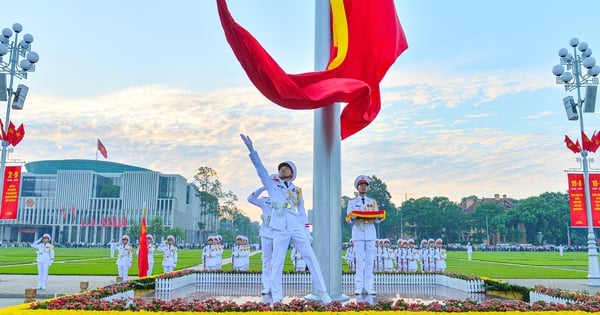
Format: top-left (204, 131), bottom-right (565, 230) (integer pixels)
top-left (154, 272), bottom-right (485, 293)
top-left (529, 291), bottom-right (575, 306)
top-left (102, 290), bottom-right (134, 303)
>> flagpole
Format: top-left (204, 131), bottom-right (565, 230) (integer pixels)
top-left (310, 0), bottom-right (347, 302)
top-left (553, 38), bottom-right (600, 286)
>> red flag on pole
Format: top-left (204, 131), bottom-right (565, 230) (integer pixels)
top-left (582, 131), bottom-right (595, 152)
top-left (12, 123), bottom-right (25, 147)
top-left (565, 135), bottom-right (582, 154)
top-left (123, 217), bottom-right (127, 228)
top-left (217, 0), bottom-right (408, 139)
top-left (60, 205), bottom-right (67, 220)
top-left (71, 205), bottom-right (76, 218)
top-left (138, 208), bottom-right (149, 277)
top-left (97, 138), bottom-right (108, 159)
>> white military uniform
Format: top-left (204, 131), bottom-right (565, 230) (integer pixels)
top-left (116, 236), bottom-right (132, 281)
top-left (158, 240), bottom-right (178, 273)
top-left (434, 240), bottom-right (447, 272)
top-left (467, 243), bottom-right (473, 260)
top-left (232, 237), bottom-right (251, 271)
top-left (109, 240), bottom-right (118, 258)
top-left (419, 240), bottom-right (429, 272)
top-left (346, 184), bottom-right (383, 295)
top-left (202, 239), bottom-right (219, 271)
top-left (290, 245), bottom-right (307, 271)
top-left (31, 234), bottom-right (54, 289)
top-left (381, 240), bottom-right (395, 272)
top-left (247, 187), bottom-right (274, 294)
top-left (406, 241), bottom-right (419, 273)
top-left (246, 150), bottom-right (330, 303)
top-left (345, 241), bottom-right (356, 272)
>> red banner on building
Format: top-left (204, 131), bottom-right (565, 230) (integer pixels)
top-left (567, 173), bottom-right (600, 227)
top-left (0, 165), bottom-right (22, 219)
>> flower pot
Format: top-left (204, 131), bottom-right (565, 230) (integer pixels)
top-left (24, 288), bottom-right (36, 303)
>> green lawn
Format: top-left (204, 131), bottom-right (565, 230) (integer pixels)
top-left (0, 247), bottom-right (592, 279)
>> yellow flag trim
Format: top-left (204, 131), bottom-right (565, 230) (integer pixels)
top-left (328, 0), bottom-right (349, 70)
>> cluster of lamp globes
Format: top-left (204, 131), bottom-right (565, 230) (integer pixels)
top-left (0, 23), bottom-right (40, 71)
top-left (552, 38), bottom-right (600, 83)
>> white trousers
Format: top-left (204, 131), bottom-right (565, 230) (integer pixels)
top-left (353, 239), bottom-right (375, 292)
top-left (270, 229), bottom-right (328, 301)
top-left (163, 265), bottom-right (174, 273)
top-left (261, 236), bottom-right (273, 292)
top-left (118, 265), bottom-right (130, 281)
top-left (37, 261), bottom-right (50, 289)
top-left (147, 263), bottom-right (154, 276)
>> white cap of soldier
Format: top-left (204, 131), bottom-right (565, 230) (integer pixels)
top-left (166, 235), bottom-right (175, 242)
top-left (146, 234), bottom-right (154, 242)
top-left (42, 233), bottom-right (51, 241)
top-left (236, 235), bottom-right (243, 241)
top-left (122, 235), bottom-right (130, 242)
top-left (278, 161), bottom-right (297, 181)
top-left (354, 175), bottom-right (369, 189)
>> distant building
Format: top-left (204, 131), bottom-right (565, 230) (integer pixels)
top-left (460, 194), bottom-right (515, 213)
top-left (0, 159), bottom-right (218, 245)
top-left (460, 194), bottom-right (525, 244)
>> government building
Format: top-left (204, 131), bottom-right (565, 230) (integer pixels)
top-left (0, 159), bottom-right (217, 246)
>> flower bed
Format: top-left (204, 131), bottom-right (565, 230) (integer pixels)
top-left (3, 271), bottom-right (600, 313)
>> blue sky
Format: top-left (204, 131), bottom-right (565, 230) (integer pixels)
top-left (3, 1), bottom-right (600, 221)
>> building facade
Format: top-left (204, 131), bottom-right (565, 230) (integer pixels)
top-left (0, 159), bottom-right (218, 246)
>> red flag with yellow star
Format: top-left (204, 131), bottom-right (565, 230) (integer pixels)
top-left (138, 208), bottom-right (148, 277)
top-left (217, 0), bottom-right (408, 139)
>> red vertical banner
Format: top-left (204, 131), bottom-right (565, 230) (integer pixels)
top-left (588, 173), bottom-right (600, 226)
top-left (568, 173), bottom-right (600, 227)
top-left (0, 165), bottom-right (22, 219)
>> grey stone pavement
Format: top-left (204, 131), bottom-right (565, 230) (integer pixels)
top-left (1, 274), bottom-right (600, 309)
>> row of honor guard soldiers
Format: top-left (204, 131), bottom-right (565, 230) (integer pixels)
top-left (202, 235), bottom-right (225, 271)
top-left (345, 237), bottom-right (447, 273)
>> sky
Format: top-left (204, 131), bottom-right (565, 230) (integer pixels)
top-left (3, 1), bottom-right (600, 222)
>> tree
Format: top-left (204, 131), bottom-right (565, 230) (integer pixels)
top-left (148, 216), bottom-right (165, 242)
top-left (164, 227), bottom-right (186, 243)
top-left (127, 221), bottom-right (140, 245)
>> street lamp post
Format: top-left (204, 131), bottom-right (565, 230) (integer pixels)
top-left (0, 23), bottom-right (39, 205)
top-left (553, 37), bottom-right (600, 286)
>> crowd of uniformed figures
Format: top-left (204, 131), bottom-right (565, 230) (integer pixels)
top-left (31, 135), bottom-right (446, 304)
top-left (344, 238), bottom-right (447, 273)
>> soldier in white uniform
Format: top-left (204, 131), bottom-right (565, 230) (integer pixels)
top-left (247, 185), bottom-right (274, 294)
top-left (31, 233), bottom-right (54, 289)
top-left (406, 239), bottom-right (418, 273)
top-left (419, 239), bottom-right (429, 272)
top-left (427, 239), bottom-right (436, 272)
top-left (109, 239), bottom-right (117, 258)
top-left (381, 239), bottom-right (395, 272)
top-left (116, 235), bottom-right (132, 282)
top-left (232, 235), bottom-right (251, 271)
top-left (241, 134), bottom-right (331, 304)
top-left (290, 243), bottom-right (307, 271)
top-left (136, 234), bottom-right (156, 276)
top-left (394, 239), bottom-right (403, 272)
top-left (202, 236), bottom-right (218, 271)
top-left (434, 238), bottom-right (447, 272)
top-left (346, 175), bottom-right (384, 295)
top-left (344, 239), bottom-right (356, 272)
top-left (158, 235), bottom-right (178, 273)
